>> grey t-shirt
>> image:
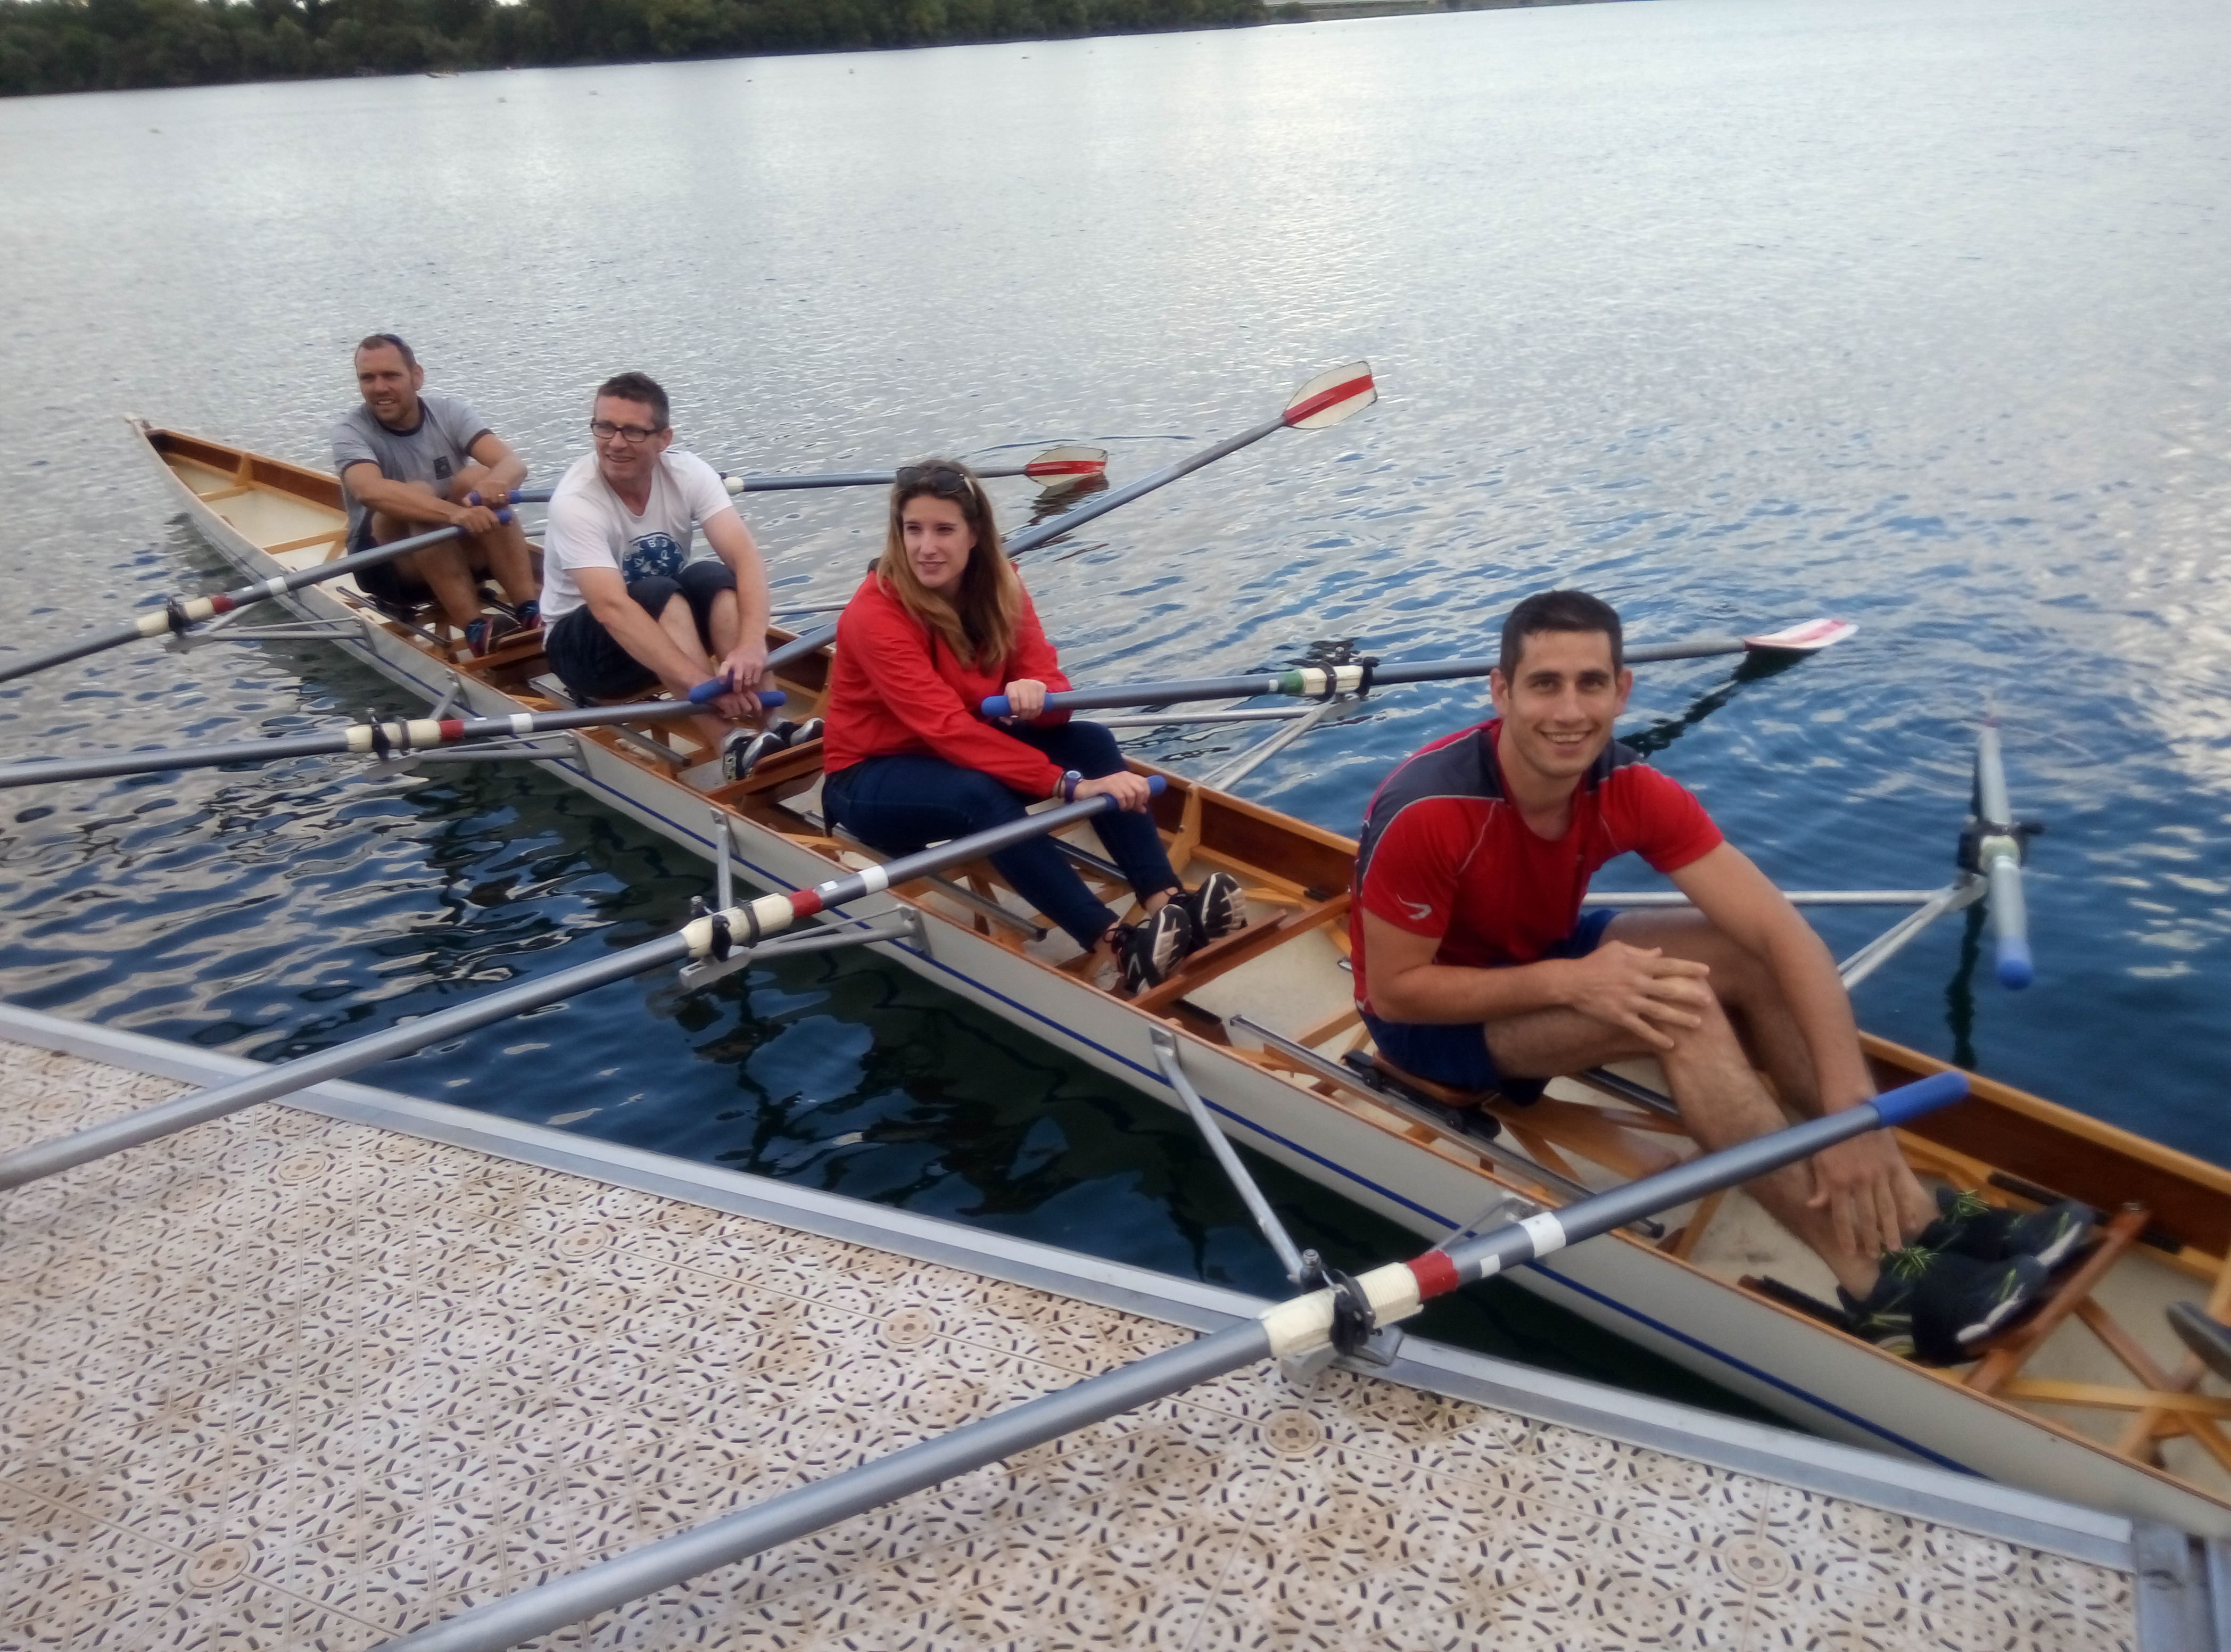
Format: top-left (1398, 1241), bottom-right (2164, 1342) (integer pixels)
top-left (329, 391), bottom-right (493, 541)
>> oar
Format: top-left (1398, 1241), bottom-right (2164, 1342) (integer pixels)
top-left (371, 1069), bottom-right (1969, 1652)
top-left (490, 443), bottom-right (1110, 505)
top-left (0, 689), bottom-right (788, 790)
top-left (0, 514), bottom-right (518, 688)
top-left (1970, 719), bottom-right (2036, 989)
top-left (0, 778), bottom-right (1163, 1192)
top-left (764, 362), bottom-right (1378, 672)
top-left (980, 618), bottom-right (1857, 717)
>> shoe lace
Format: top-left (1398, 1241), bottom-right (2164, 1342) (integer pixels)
top-left (1881, 1244), bottom-right (1936, 1281)
top-left (1946, 1188), bottom-right (1993, 1222)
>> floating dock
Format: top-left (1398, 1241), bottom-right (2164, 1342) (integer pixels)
top-left (0, 1003), bottom-right (2204, 1649)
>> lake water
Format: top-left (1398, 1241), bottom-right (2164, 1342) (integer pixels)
top-left (3, 0), bottom-right (2229, 1413)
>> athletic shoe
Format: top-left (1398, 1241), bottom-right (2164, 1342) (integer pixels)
top-left (511, 599), bottom-right (542, 635)
top-left (721, 729), bottom-right (786, 782)
top-left (1838, 1249), bottom-right (2047, 1364)
top-left (1177, 870), bottom-right (1248, 943)
top-left (783, 716), bottom-right (824, 747)
top-left (1918, 1186), bottom-right (2097, 1270)
top-left (465, 613), bottom-right (521, 657)
top-left (1118, 903), bottom-right (1199, 994)
top-left (2167, 1302), bottom-right (2231, 1384)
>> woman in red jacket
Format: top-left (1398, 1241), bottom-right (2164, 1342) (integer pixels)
top-left (819, 460), bottom-right (1243, 990)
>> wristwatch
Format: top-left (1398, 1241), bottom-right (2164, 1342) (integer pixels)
top-left (1055, 770), bottom-right (1083, 803)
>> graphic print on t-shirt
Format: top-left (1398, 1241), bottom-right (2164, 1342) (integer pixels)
top-left (622, 533), bottom-right (684, 585)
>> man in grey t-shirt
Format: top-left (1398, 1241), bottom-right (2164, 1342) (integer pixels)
top-left (330, 333), bottom-right (541, 655)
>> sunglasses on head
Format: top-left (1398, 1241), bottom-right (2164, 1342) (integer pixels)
top-left (896, 463), bottom-right (972, 498)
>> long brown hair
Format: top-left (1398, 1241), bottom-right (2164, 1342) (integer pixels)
top-left (875, 459), bottom-right (1021, 669)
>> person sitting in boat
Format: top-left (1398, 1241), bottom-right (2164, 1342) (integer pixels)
top-left (819, 459), bottom-right (1246, 991)
top-left (1350, 589), bottom-right (2090, 1364)
top-left (539, 371), bottom-right (776, 775)
top-left (331, 333), bottom-right (542, 657)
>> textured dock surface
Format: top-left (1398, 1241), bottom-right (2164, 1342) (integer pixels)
top-left (1, 1039), bottom-right (2135, 1649)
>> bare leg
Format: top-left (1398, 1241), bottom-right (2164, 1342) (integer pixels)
top-left (644, 594), bottom-right (733, 753)
top-left (370, 490), bottom-right (480, 629)
top-left (449, 468), bottom-right (539, 612)
top-left (1485, 910), bottom-right (1930, 1298)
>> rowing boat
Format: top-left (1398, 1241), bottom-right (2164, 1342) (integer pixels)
top-left (128, 419), bottom-right (2231, 1535)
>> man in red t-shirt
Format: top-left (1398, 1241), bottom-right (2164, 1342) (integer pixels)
top-left (1351, 591), bottom-right (2061, 1361)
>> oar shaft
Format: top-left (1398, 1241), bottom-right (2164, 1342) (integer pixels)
top-left (0, 695), bottom-right (798, 790)
top-left (1973, 723), bottom-right (2032, 989)
top-left (1003, 412), bottom-right (1286, 558)
top-left (982, 635), bottom-right (1763, 717)
top-left (499, 459), bottom-right (1081, 507)
top-left (0, 785), bottom-right (1152, 1191)
top-left (374, 1068), bottom-right (1965, 1652)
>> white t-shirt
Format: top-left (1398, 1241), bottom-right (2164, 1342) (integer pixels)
top-left (539, 449), bottom-right (737, 624)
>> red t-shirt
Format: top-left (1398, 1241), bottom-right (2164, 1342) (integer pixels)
top-left (820, 572), bottom-right (1075, 797)
top-left (1349, 720), bottom-right (1723, 1014)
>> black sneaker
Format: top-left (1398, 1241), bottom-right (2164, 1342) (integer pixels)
top-left (1918, 1186), bottom-right (2096, 1271)
top-left (1118, 903), bottom-right (1198, 993)
top-left (1177, 870), bottom-right (1248, 944)
top-left (2167, 1302), bottom-right (2231, 1384)
top-left (1839, 1249), bottom-right (2048, 1364)
top-left (784, 716), bottom-right (824, 747)
top-left (721, 729), bottom-right (785, 782)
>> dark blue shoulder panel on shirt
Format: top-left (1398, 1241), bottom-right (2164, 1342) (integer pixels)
top-left (1354, 727), bottom-right (1499, 889)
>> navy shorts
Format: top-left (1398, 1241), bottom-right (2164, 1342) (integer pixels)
top-left (544, 561), bottom-right (738, 703)
top-left (345, 517), bottom-right (419, 613)
top-left (1361, 907), bottom-right (1617, 1103)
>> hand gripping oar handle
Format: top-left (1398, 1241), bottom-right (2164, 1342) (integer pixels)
top-left (687, 678), bottom-right (792, 706)
top-left (369, 1067), bottom-right (1965, 1652)
top-left (0, 692), bottom-right (784, 790)
top-left (763, 365), bottom-right (1378, 673)
top-left (1972, 722), bottom-right (2033, 989)
top-left (0, 780), bottom-right (1159, 1192)
top-left (0, 514), bottom-right (514, 687)
top-left (978, 624), bottom-right (1849, 717)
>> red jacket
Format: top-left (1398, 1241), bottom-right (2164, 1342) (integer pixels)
top-left (821, 573), bottom-right (1075, 796)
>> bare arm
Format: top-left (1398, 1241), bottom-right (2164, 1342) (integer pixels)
top-left (576, 564), bottom-right (713, 699)
top-left (698, 506), bottom-right (769, 692)
top-left (466, 431), bottom-right (528, 499)
top-left (1360, 909), bottom-right (1709, 1042)
top-left (341, 461), bottom-right (500, 536)
top-left (1668, 843), bottom-right (1874, 1110)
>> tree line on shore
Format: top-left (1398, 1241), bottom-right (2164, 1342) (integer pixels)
top-left (1, 0), bottom-right (1278, 96)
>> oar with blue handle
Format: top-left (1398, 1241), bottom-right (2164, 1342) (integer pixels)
top-left (763, 362), bottom-right (1379, 672)
top-left (0, 512), bottom-right (516, 688)
top-left (0, 776), bottom-right (1161, 1192)
top-left (370, 1068), bottom-right (1969, 1652)
top-left (980, 618), bottom-right (1858, 718)
top-left (0, 689), bottom-right (784, 790)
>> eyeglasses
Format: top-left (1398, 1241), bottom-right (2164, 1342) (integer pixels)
top-left (590, 419), bottom-right (665, 445)
top-left (896, 463), bottom-right (972, 498)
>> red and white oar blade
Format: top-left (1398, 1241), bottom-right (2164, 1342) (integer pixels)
top-left (1283, 361), bottom-right (1377, 429)
top-left (1022, 444), bottom-right (1108, 486)
top-left (1743, 618), bottom-right (1857, 654)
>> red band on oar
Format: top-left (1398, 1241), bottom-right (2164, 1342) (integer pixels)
top-left (1283, 373), bottom-right (1375, 427)
top-left (209, 595), bottom-right (238, 616)
top-left (440, 720), bottom-right (466, 741)
top-left (1023, 459), bottom-right (1106, 477)
top-left (1407, 1250), bottom-right (1461, 1301)
top-left (788, 889), bottom-right (825, 920)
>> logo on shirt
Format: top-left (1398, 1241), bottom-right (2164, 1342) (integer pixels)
top-left (433, 457), bottom-right (453, 481)
top-left (622, 533), bottom-right (684, 585)
top-left (1401, 898), bottom-right (1434, 922)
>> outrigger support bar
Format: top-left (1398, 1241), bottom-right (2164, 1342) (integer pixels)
top-left (764, 362), bottom-right (1378, 672)
top-left (0, 783), bottom-right (1159, 1192)
top-left (0, 691), bottom-right (783, 791)
top-left (0, 514), bottom-right (511, 687)
top-left (370, 1070), bottom-right (1967, 1652)
top-left (980, 620), bottom-right (1857, 721)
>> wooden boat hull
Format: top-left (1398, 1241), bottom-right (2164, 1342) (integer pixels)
top-left (130, 422), bottom-right (2231, 1535)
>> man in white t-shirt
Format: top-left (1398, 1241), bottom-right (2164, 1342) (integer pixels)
top-left (540, 371), bottom-right (773, 766)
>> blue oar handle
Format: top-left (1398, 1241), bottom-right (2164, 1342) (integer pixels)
top-left (688, 680), bottom-right (788, 707)
top-left (983, 694), bottom-right (1013, 718)
top-left (459, 492), bottom-right (518, 523)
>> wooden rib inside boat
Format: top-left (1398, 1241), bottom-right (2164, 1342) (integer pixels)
top-left (135, 421), bottom-right (2231, 1531)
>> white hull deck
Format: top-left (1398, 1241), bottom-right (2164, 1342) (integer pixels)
top-left (128, 424), bottom-right (2231, 1539)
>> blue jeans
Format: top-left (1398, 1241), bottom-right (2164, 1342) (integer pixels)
top-left (821, 722), bottom-right (1179, 951)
